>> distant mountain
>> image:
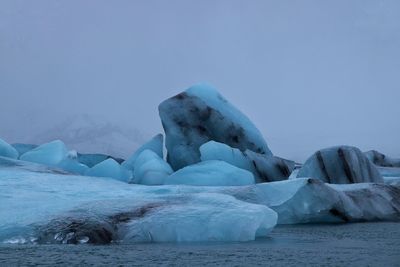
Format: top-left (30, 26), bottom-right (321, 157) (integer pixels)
top-left (26, 114), bottom-right (147, 159)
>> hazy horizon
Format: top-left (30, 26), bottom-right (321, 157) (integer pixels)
top-left (1, 0), bottom-right (399, 162)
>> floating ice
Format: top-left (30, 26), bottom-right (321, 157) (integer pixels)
top-left (19, 140), bottom-right (68, 166)
top-left (85, 158), bottom-right (131, 182)
top-left (122, 134), bottom-right (164, 172)
top-left (11, 143), bottom-right (37, 158)
top-left (131, 149), bottom-right (173, 185)
top-left (297, 146), bottom-right (383, 184)
top-left (159, 84), bottom-right (272, 170)
top-left (77, 153), bottom-right (124, 168)
top-left (0, 138), bottom-right (19, 159)
top-left (57, 152), bottom-right (89, 175)
top-left (165, 160), bottom-right (255, 186)
top-left (200, 141), bottom-right (294, 182)
top-left (365, 150), bottom-right (400, 167)
top-left (0, 158), bottom-right (277, 243)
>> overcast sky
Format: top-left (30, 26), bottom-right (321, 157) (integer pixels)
top-left (1, 0), bottom-right (399, 162)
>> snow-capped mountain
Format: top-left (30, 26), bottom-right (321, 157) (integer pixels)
top-left (26, 114), bottom-right (147, 159)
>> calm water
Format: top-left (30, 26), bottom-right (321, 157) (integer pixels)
top-left (1, 222), bottom-right (399, 266)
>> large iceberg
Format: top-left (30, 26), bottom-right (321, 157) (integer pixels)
top-left (159, 84), bottom-right (272, 170)
top-left (85, 158), bottom-right (131, 182)
top-left (297, 146), bottom-right (383, 184)
top-left (165, 160), bottom-right (255, 186)
top-left (0, 157), bottom-right (277, 244)
top-left (0, 138), bottom-right (19, 159)
top-left (200, 141), bottom-right (294, 183)
top-left (19, 140), bottom-right (68, 166)
top-left (131, 149), bottom-right (173, 185)
top-left (122, 134), bottom-right (164, 172)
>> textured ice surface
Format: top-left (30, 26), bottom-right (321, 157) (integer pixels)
top-left (383, 177), bottom-right (400, 186)
top-left (297, 146), bottom-right (383, 184)
top-left (0, 157), bottom-right (276, 243)
top-left (122, 134), bottom-right (164, 172)
top-left (200, 141), bottom-right (294, 183)
top-left (131, 150), bottom-right (173, 185)
top-left (85, 158), bottom-right (131, 182)
top-left (0, 139), bottom-right (18, 159)
top-left (20, 140), bottom-right (68, 166)
top-left (365, 150), bottom-right (400, 167)
top-left (165, 160), bottom-right (255, 186)
top-left (159, 84), bottom-right (271, 170)
top-left (58, 158), bottom-right (89, 175)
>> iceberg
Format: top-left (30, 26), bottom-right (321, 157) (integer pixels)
top-left (122, 134), bottom-right (164, 172)
top-left (165, 160), bottom-right (255, 186)
top-left (364, 150), bottom-right (400, 167)
top-left (77, 153), bottom-right (124, 168)
top-left (57, 151), bottom-right (89, 175)
top-left (0, 138), bottom-right (19, 159)
top-left (85, 158), bottom-right (131, 182)
top-left (297, 146), bottom-right (383, 184)
top-left (200, 141), bottom-right (294, 183)
top-left (0, 157), bottom-right (277, 244)
top-left (131, 149), bottom-right (173, 185)
top-left (19, 140), bottom-right (68, 166)
top-left (159, 84), bottom-right (272, 170)
top-left (11, 143), bottom-right (37, 158)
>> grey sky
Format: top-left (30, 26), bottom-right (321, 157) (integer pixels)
top-left (1, 0), bottom-right (399, 162)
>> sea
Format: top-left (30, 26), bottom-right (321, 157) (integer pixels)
top-left (0, 222), bottom-right (399, 266)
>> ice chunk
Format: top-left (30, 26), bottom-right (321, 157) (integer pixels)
top-left (159, 84), bottom-right (272, 170)
top-left (200, 141), bottom-right (294, 182)
top-left (122, 134), bottom-right (163, 172)
top-left (11, 143), bottom-right (37, 158)
top-left (85, 158), bottom-right (131, 182)
top-left (215, 178), bottom-right (400, 224)
top-left (131, 150), bottom-right (173, 185)
top-left (123, 193), bottom-right (277, 242)
top-left (296, 146), bottom-right (383, 184)
top-left (57, 151), bottom-right (89, 175)
top-left (0, 138), bottom-right (19, 159)
top-left (0, 159), bottom-right (276, 243)
top-left (77, 153), bottom-right (124, 168)
top-left (364, 150), bottom-right (400, 167)
top-left (165, 160), bottom-right (255, 186)
top-left (19, 140), bottom-right (68, 166)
